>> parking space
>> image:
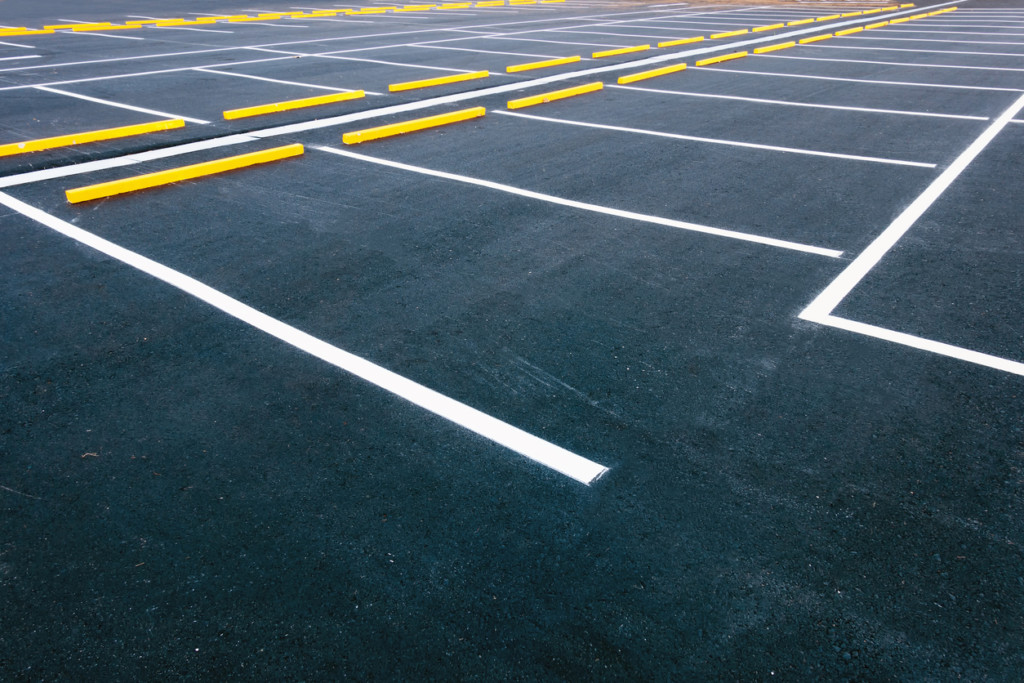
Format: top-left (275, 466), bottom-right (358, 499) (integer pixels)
top-left (4, 0), bottom-right (1024, 679)
top-left (833, 120), bottom-right (1024, 363)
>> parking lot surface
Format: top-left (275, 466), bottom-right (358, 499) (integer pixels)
top-left (2, 0), bottom-right (1023, 678)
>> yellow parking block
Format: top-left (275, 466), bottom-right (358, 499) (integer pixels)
top-left (658, 36), bottom-right (704, 48)
top-left (816, 14), bottom-right (840, 21)
top-left (695, 51), bottom-right (747, 67)
top-left (506, 55), bottom-right (580, 72)
top-left (753, 41), bottom-right (795, 54)
top-left (506, 82), bottom-right (603, 109)
top-left (45, 23), bottom-right (109, 29)
top-left (710, 29), bottom-right (747, 39)
top-left (0, 119), bottom-right (185, 158)
top-left (223, 91), bottom-right (365, 120)
top-left (343, 107), bottom-right (486, 144)
top-left (0, 29), bottom-right (54, 36)
top-left (753, 23), bottom-right (784, 32)
top-left (787, 18), bottom-right (814, 26)
top-left (66, 144), bottom-right (304, 203)
top-left (71, 24), bottom-right (137, 31)
top-left (617, 63), bottom-right (686, 85)
top-left (389, 71), bottom-right (489, 92)
top-left (841, 11), bottom-right (863, 17)
top-left (799, 34), bottom-right (832, 44)
top-left (835, 27), bottom-right (864, 36)
top-left (592, 44), bottom-right (649, 58)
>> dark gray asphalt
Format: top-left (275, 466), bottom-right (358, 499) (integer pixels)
top-left (3, 1), bottom-right (1023, 679)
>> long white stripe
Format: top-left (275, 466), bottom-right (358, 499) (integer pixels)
top-left (0, 56), bottom-right (299, 92)
top-left (192, 66), bottom-right (379, 94)
top-left (0, 135), bottom-right (258, 188)
top-left (0, 191), bottom-right (609, 485)
top-left (850, 36), bottom-right (1024, 46)
top-left (813, 315), bottom-right (1024, 376)
top-left (487, 36), bottom-right (625, 48)
top-left (701, 66), bottom-right (1023, 93)
top-left (496, 109), bottom-right (935, 168)
top-left (816, 44), bottom-right (1024, 58)
top-left (870, 28), bottom-right (1024, 37)
top-left (609, 83), bottom-right (988, 121)
top-left (34, 86), bottom-right (210, 125)
top-left (315, 145), bottom-right (844, 257)
top-left (800, 93), bottom-right (1024, 320)
top-left (762, 54), bottom-right (1024, 73)
top-left (0, 54), bottom-right (39, 60)
top-left (251, 47), bottom-right (484, 72)
top-left (411, 44), bottom-right (566, 59)
top-left (0, 42), bottom-right (35, 50)
top-left (150, 24), bottom-right (234, 34)
top-left (68, 30), bottom-right (146, 41)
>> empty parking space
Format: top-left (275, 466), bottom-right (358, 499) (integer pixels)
top-left (834, 122), bottom-right (1024, 363)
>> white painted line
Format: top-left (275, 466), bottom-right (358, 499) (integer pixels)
top-left (799, 93), bottom-right (1024, 376)
top-left (486, 36), bottom-right (625, 48)
top-left (912, 22), bottom-right (1024, 29)
top-left (33, 86), bottom-right (211, 125)
top-left (700, 66), bottom-right (1023, 93)
top-left (0, 135), bottom-right (259, 189)
top-left (870, 29), bottom-right (1024, 37)
top-left (608, 84), bottom-right (989, 121)
top-left (315, 144), bottom-right (845, 258)
top-left (0, 42), bottom-right (35, 49)
top-left (815, 44), bottom-right (1024, 59)
top-left (149, 25), bottom-right (235, 34)
top-left (0, 54), bottom-right (39, 60)
top-left (552, 28), bottom-right (680, 39)
top-left (310, 53), bottom-right (488, 72)
top-left (0, 56), bottom-right (297, 93)
top-left (808, 315), bottom-right (1024, 376)
top-left (411, 44), bottom-right (567, 59)
top-left (192, 66), bottom-right (381, 94)
top-left (761, 54), bottom-right (1024, 74)
top-left (802, 92), bottom-right (1024, 318)
top-left (250, 46), bottom-right (484, 72)
top-left (0, 191), bottom-right (609, 485)
top-left (850, 36), bottom-right (1024, 47)
top-left (495, 109), bottom-right (936, 168)
top-left (0, 47), bottom-right (237, 75)
top-left (67, 30), bottom-right (146, 41)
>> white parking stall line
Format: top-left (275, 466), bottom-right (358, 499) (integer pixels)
top-left (800, 93), bottom-right (1024, 377)
top-left (608, 84), bottom-right (990, 122)
top-left (0, 191), bottom-right (611, 486)
top-left (33, 85), bottom-right (211, 125)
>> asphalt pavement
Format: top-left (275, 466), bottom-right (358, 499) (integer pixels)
top-left (2, 0), bottom-right (1023, 679)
